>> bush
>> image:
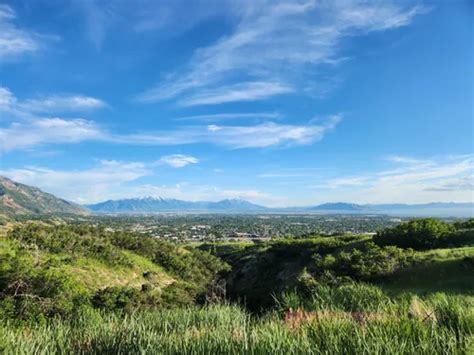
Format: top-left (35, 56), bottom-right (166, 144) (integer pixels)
top-left (374, 218), bottom-right (456, 249)
top-left (108, 231), bottom-right (230, 289)
top-left (313, 242), bottom-right (414, 280)
top-left (92, 286), bottom-right (161, 312)
top-left (454, 219), bottom-right (474, 230)
top-left (0, 251), bottom-right (89, 321)
top-left (7, 223), bottom-right (132, 267)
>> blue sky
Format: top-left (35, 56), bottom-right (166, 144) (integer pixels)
top-left (0, 0), bottom-right (472, 206)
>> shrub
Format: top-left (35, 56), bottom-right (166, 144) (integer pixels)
top-left (7, 223), bottom-right (132, 267)
top-left (374, 218), bottom-right (456, 249)
top-left (92, 286), bottom-right (162, 312)
top-left (454, 219), bottom-right (474, 230)
top-left (313, 242), bottom-right (414, 280)
top-left (0, 251), bottom-right (89, 321)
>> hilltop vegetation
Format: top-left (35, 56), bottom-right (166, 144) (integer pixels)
top-left (0, 218), bottom-right (473, 353)
top-left (200, 219), bottom-right (474, 310)
top-left (0, 223), bottom-right (228, 321)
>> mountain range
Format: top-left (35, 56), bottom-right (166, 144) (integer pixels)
top-left (86, 197), bottom-right (474, 217)
top-left (0, 176), bottom-right (88, 217)
top-left (0, 175), bottom-right (472, 217)
top-left (85, 197), bottom-right (266, 213)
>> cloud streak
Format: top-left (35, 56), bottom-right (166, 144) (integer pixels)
top-left (157, 154), bottom-right (199, 168)
top-left (0, 4), bottom-right (55, 61)
top-left (314, 155), bottom-right (474, 204)
top-left (174, 112), bottom-right (282, 122)
top-left (1, 114), bottom-right (340, 152)
top-left (137, 0), bottom-right (425, 105)
top-left (179, 81), bottom-right (293, 106)
top-left (113, 115), bottom-right (341, 149)
top-left (0, 118), bottom-right (105, 152)
top-left (0, 86), bottom-right (107, 115)
top-left (19, 95), bottom-right (107, 113)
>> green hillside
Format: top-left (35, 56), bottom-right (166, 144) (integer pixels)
top-left (0, 222), bottom-right (228, 320)
top-left (0, 176), bottom-right (88, 218)
top-left (200, 220), bottom-right (474, 310)
top-left (0, 219), bottom-right (473, 353)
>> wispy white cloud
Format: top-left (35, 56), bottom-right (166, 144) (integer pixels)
top-left (72, 0), bottom-right (231, 48)
top-left (0, 86), bottom-right (16, 107)
top-left (115, 115), bottom-right (341, 149)
top-left (0, 118), bottom-right (105, 152)
top-left (0, 86), bottom-right (107, 116)
top-left (425, 176), bottom-right (474, 192)
top-left (258, 173), bottom-right (309, 178)
top-left (0, 81), bottom-right (338, 154)
top-left (313, 155), bottom-right (474, 203)
top-left (0, 114), bottom-right (340, 153)
top-left (19, 95), bottom-right (107, 113)
top-left (0, 4), bottom-right (51, 61)
top-left (179, 81), bottom-right (293, 106)
top-left (157, 154), bottom-right (199, 168)
top-left (0, 87), bottom-right (108, 153)
top-left (137, 0), bottom-right (425, 105)
top-left (325, 176), bottom-right (371, 188)
top-left (384, 155), bottom-right (429, 165)
top-left (73, 0), bottom-right (112, 50)
top-left (175, 112), bottom-right (281, 122)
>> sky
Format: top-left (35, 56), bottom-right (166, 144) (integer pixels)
top-left (0, 0), bottom-right (472, 206)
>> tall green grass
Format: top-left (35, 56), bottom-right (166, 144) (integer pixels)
top-left (1, 294), bottom-right (472, 354)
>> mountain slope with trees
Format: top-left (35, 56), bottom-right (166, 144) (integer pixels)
top-left (0, 176), bottom-right (88, 218)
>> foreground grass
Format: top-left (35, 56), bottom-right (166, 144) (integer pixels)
top-left (1, 297), bottom-right (472, 355)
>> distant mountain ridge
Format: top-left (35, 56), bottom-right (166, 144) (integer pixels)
top-left (86, 197), bottom-right (266, 213)
top-left (0, 176), bottom-right (88, 217)
top-left (308, 202), bottom-right (369, 212)
top-left (86, 197), bottom-right (473, 217)
top-left (0, 176), bottom-right (471, 217)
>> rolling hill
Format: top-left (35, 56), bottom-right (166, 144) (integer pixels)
top-left (0, 175), bottom-right (88, 217)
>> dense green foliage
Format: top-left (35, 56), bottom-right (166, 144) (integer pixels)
top-left (0, 218), bottom-right (473, 353)
top-left (374, 218), bottom-right (474, 249)
top-left (200, 235), bottom-right (418, 310)
top-left (107, 230), bottom-right (230, 286)
top-left (454, 218), bottom-right (474, 230)
top-left (0, 250), bottom-right (88, 322)
top-left (313, 242), bottom-right (415, 280)
top-left (0, 223), bottom-right (228, 321)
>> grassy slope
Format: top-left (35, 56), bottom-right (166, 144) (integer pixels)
top-left (61, 252), bottom-right (174, 292)
top-left (377, 246), bottom-right (474, 295)
top-left (0, 226), bottom-right (175, 295)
